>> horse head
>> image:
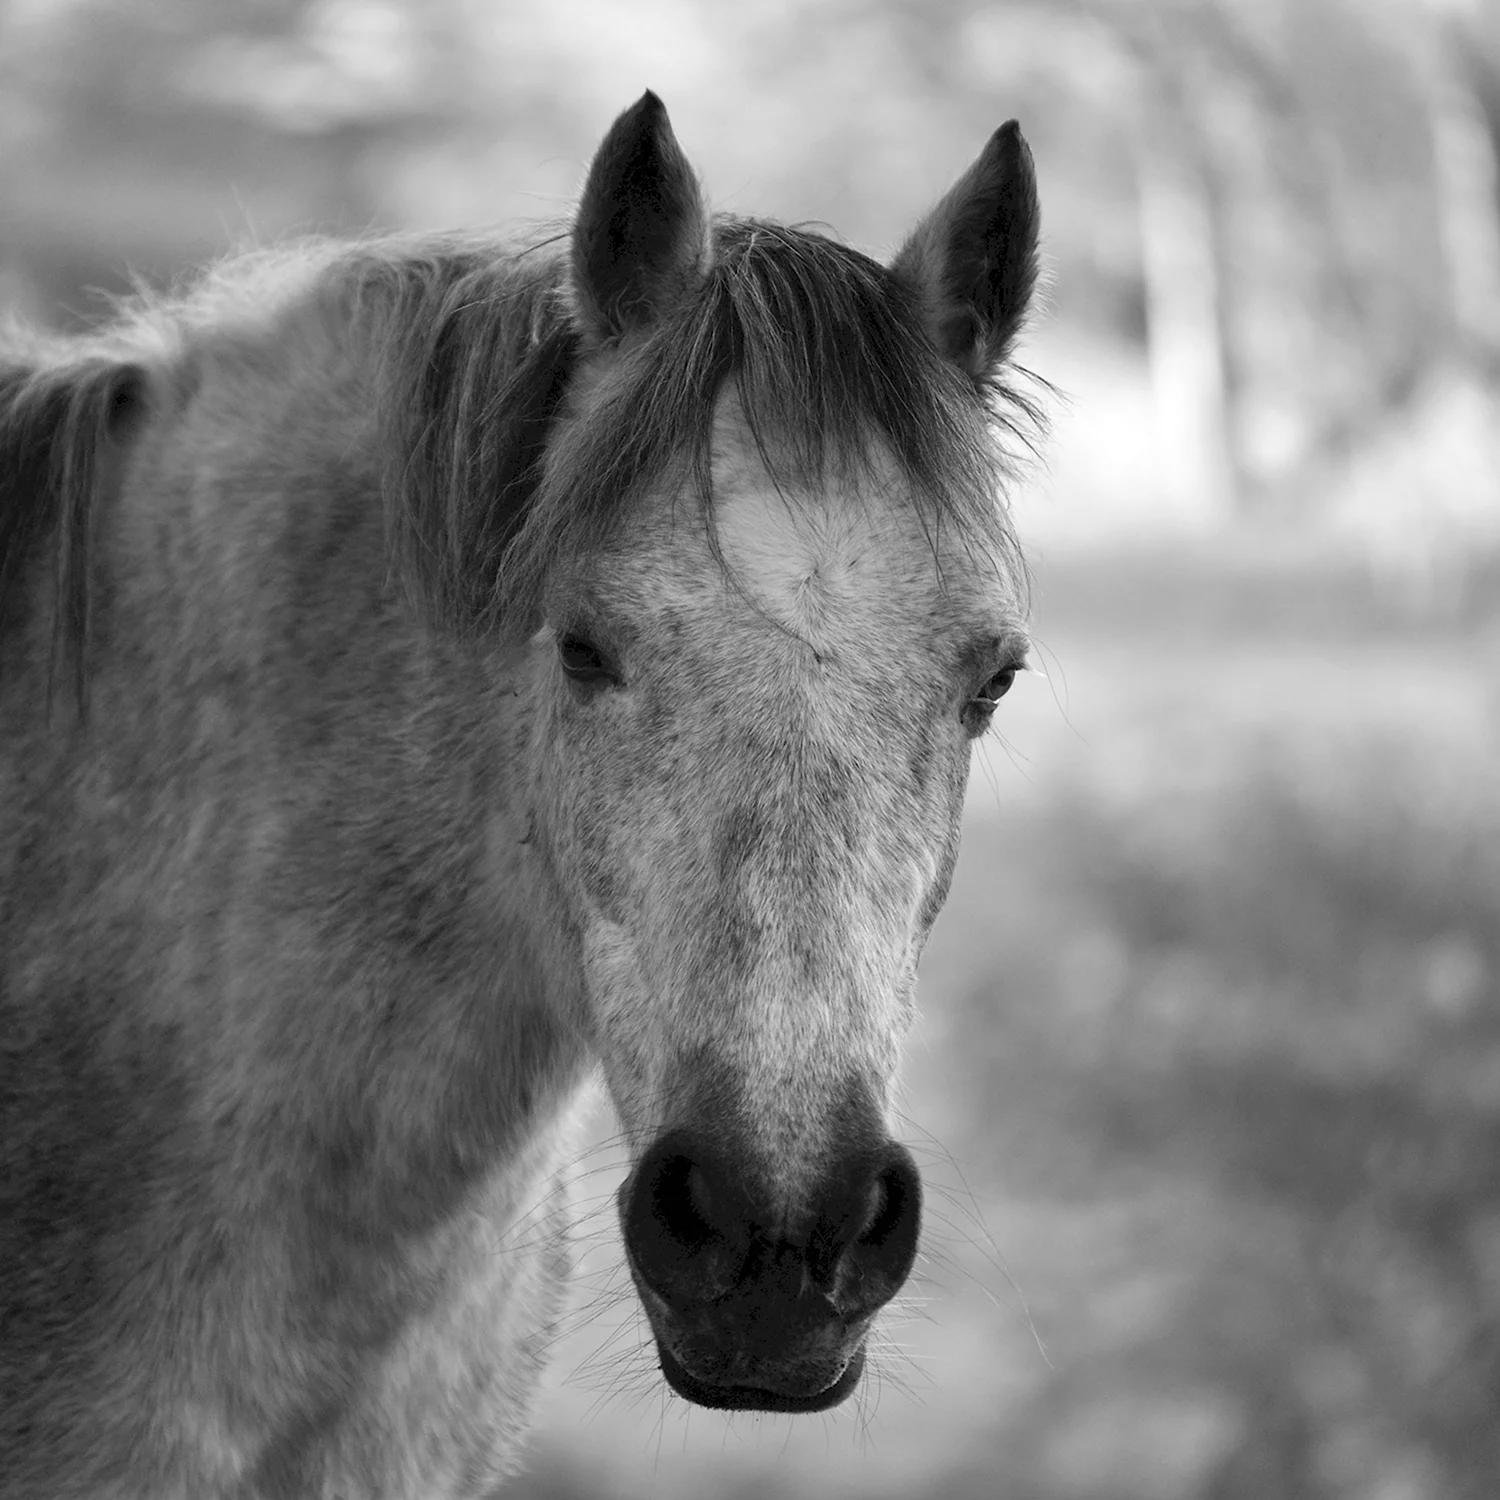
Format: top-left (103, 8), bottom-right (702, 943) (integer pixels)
top-left (519, 93), bottom-right (1040, 1411)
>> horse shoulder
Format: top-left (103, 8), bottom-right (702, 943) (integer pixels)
top-left (248, 1100), bottom-right (590, 1499)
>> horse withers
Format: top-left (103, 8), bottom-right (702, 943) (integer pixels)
top-left (0, 93), bottom-right (1040, 1497)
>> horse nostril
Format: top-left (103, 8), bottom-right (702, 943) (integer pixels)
top-left (651, 1154), bottom-right (713, 1246)
top-left (622, 1139), bottom-right (750, 1305)
top-left (801, 1145), bottom-right (921, 1300)
top-left (857, 1164), bottom-right (910, 1248)
top-left (685, 1161), bottom-right (716, 1225)
top-left (624, 1134), bottom-right (922, 1317)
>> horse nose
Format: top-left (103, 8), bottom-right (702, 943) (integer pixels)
top-left (622, 1132), bottom-right (922, 1316)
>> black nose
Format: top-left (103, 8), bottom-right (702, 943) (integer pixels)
top-left (622, 1132), bottom-right (922, 1320)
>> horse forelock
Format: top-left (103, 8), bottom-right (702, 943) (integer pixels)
top-left (354, 218), bottom-right (1039, 643)
top-left (489, 216), bottom-right (1038, 630)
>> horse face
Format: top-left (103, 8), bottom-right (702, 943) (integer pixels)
top-left (525, 408), bottom-right (1026, 1410)
top-left (506, 88), bottom-right (1037, 1416)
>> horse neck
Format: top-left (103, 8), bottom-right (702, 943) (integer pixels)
top-left (75, 378), bottom-right (591, 1234)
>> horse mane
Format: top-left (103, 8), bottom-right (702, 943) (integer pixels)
top-left (0, 327), bottom-right (148, 713)
top-left (0, 216), bottom-right (1039, 702)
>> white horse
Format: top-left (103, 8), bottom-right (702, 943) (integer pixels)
top-left (0, 92), bottom-right (1040, 1497)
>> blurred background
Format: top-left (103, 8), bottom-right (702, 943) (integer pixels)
top-left (5, 0), bottom-right (1498, 1495)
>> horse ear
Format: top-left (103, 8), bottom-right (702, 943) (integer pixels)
top-left (893, 120), bottom-right (1040, 380)
top-left (572, 91), bottom-right (708, 342)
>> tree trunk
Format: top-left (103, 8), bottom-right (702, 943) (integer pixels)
top-left (1136, 130), bottom-right (1237, 522)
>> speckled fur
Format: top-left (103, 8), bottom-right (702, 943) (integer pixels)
top-left (0, 289), bottom-right (596, 1496)
top-left (0, 93), bottom-right (1039, 1496)
top-left (549, 419), bottom-right (1027, 1191)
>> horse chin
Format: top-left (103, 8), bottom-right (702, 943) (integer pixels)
top-left (654, 1338), bottom-right (867, 1414)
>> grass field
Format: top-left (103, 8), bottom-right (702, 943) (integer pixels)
top-left (509, 534), bottom-right (1500, 1500)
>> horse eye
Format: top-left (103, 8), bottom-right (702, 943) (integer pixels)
top-left (962, 663), bottom-right (1021, 734)
top-left (558, 633), bottom-right (617, 687)
top-left (980, 667), bottom-right (1018, 703)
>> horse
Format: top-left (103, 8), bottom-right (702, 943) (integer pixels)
top-left (0, 92), bottom-right (1040, 1498)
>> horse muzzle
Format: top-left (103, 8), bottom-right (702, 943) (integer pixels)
top-left (618, 1131), bottom-right (922, 1412)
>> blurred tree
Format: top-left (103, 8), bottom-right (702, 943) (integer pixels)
top-left (1425, 8), bottom-right (1500, 369)
top-left (0, 0), bottom-right (465, 321)
top-left (900, 0), bottom-right (1500, 516)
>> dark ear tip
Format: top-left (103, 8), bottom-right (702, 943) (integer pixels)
top-left (627, 90), bottom-right (668, 130)
top-left (990, 119), bottom-right (1031, 165)
top-left (606, 90), bottom-right (678, 159)
top-left (574, 89), bottom-right (702, 340)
